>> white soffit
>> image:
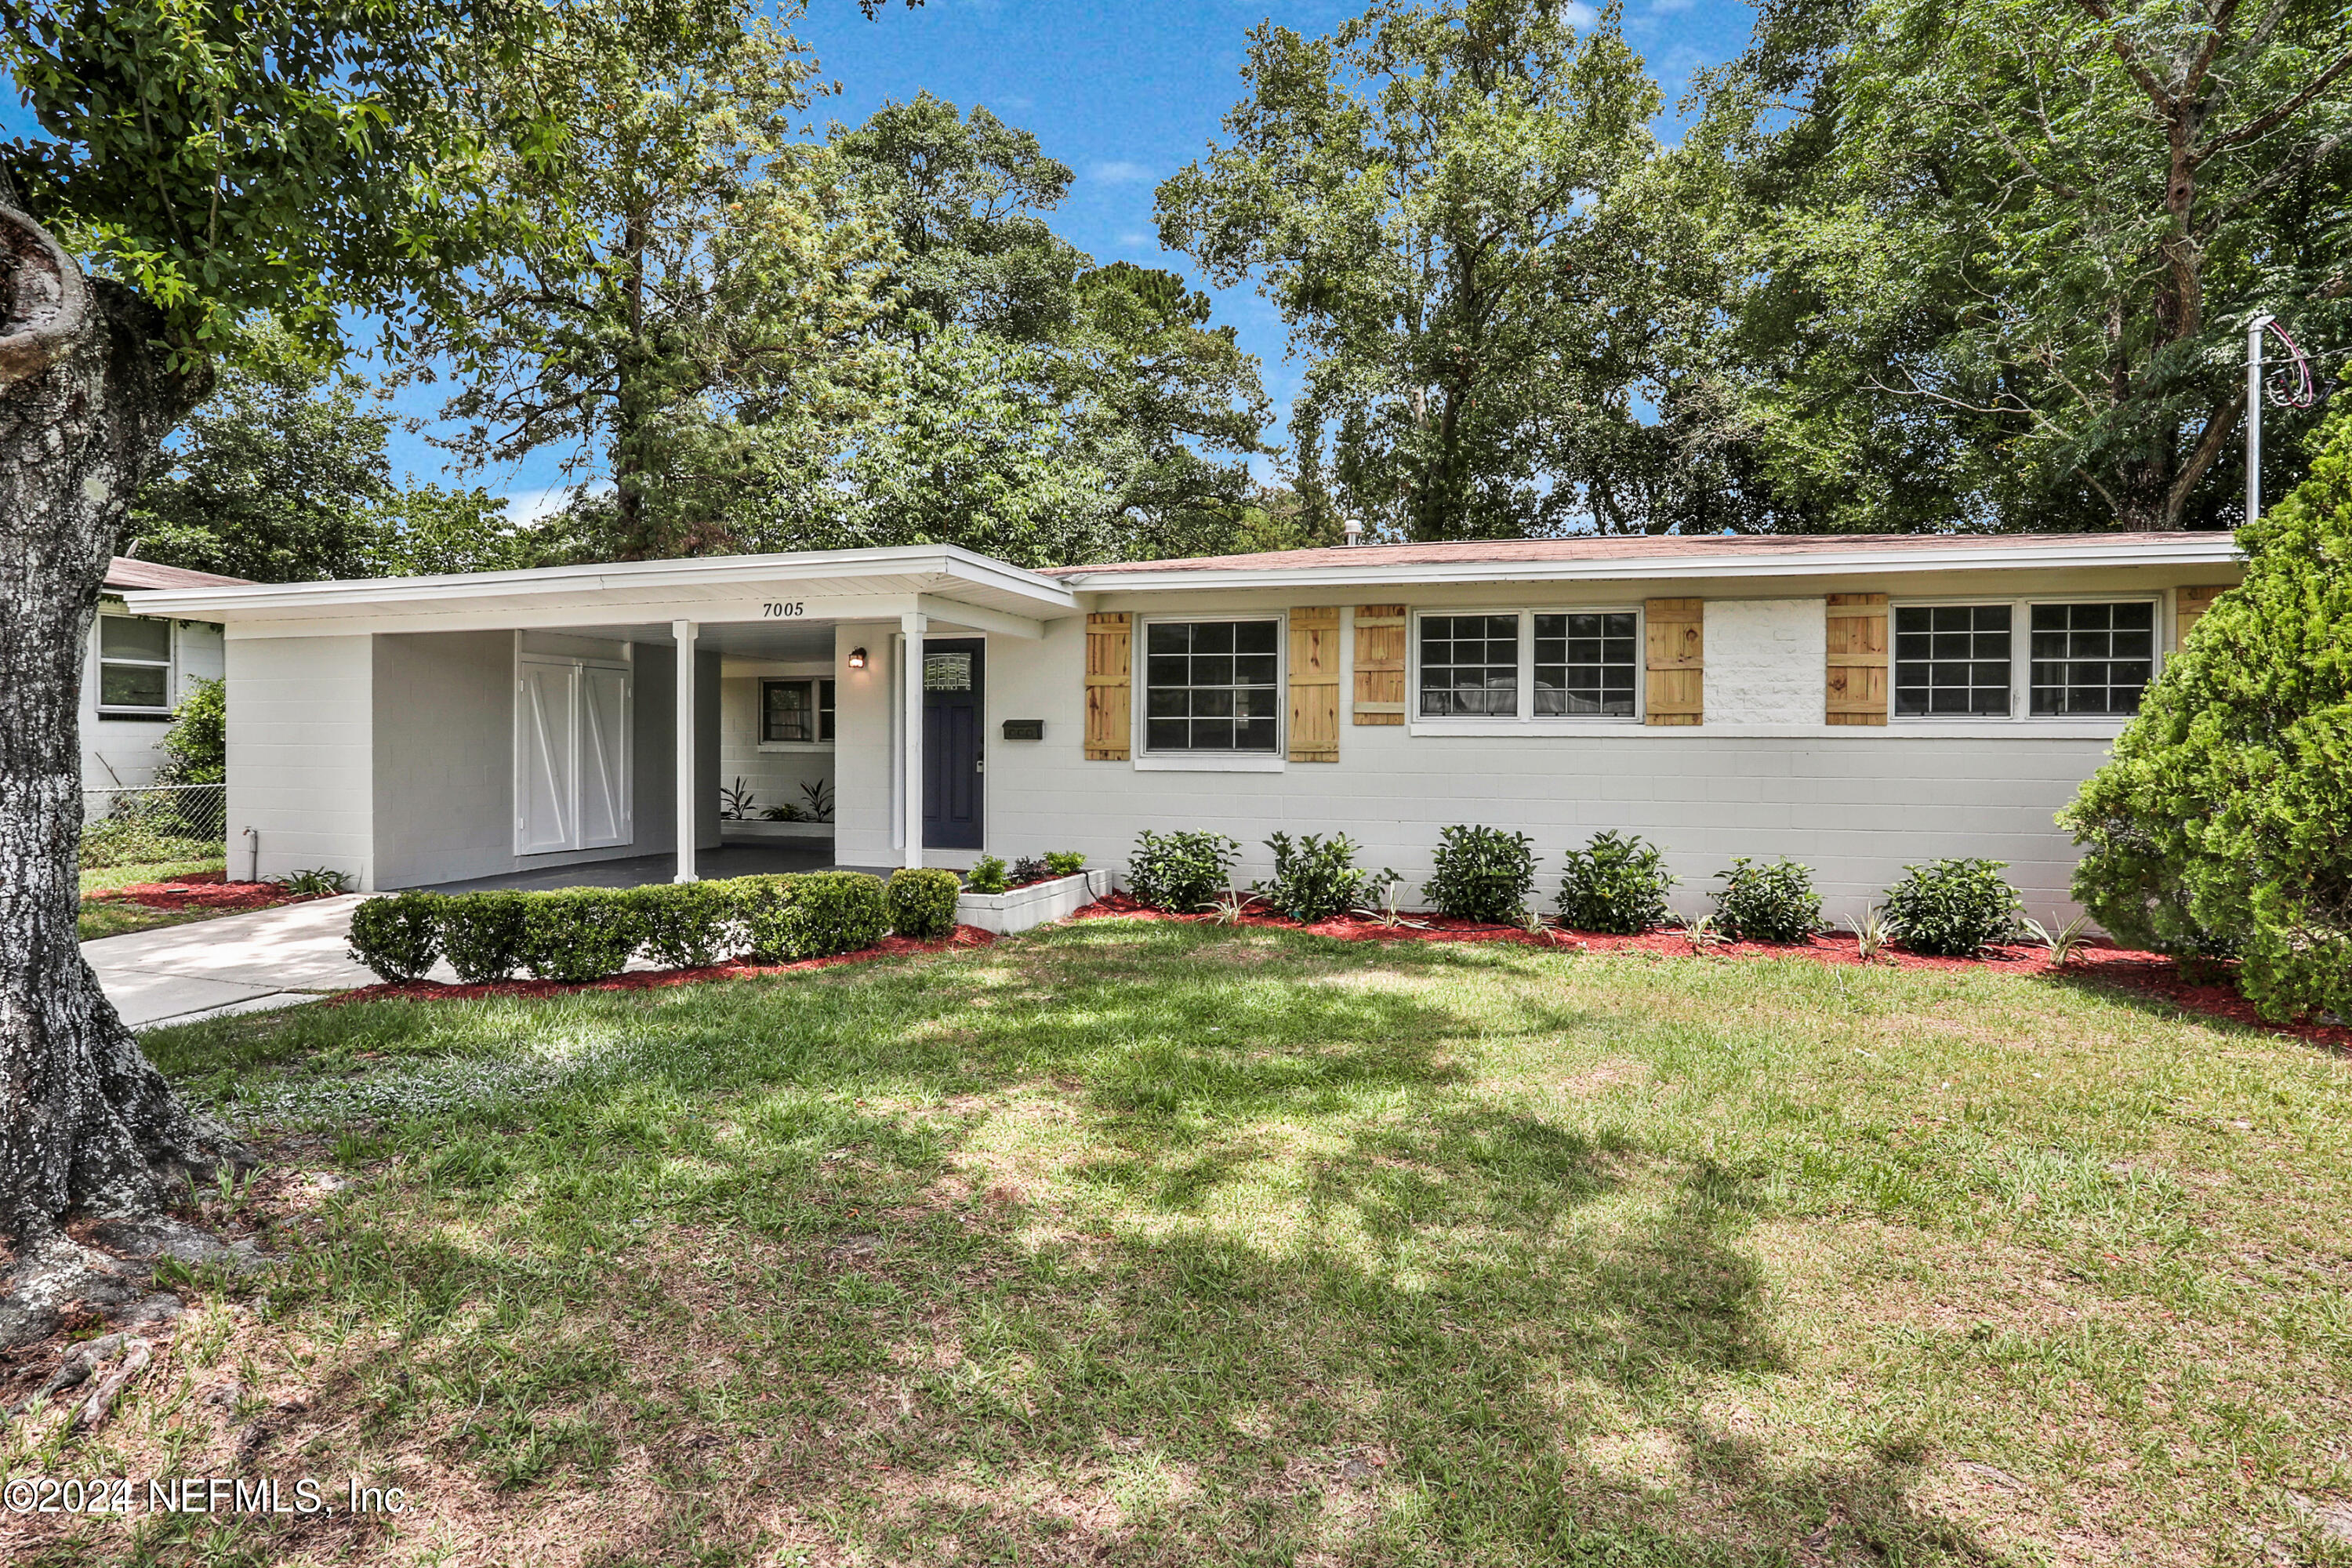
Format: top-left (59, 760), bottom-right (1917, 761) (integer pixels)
top-left (121, 544), bottom-right (1080, 629)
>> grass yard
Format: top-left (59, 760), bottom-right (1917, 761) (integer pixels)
top-left (10, 918), bottom-right (2352, 1566)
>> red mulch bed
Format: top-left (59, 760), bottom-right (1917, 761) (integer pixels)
top-left (83, 871), bottom-right (322, 914)
top-left (332, 924), bottom-right (998, 1005)
top-left (1070, 893), bottom-right (2352, 1052)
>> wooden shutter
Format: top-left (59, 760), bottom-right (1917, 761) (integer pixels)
top-left (2176, 585), bottom-right (2230, 647)
top-left (1643, 599), bottom-right (1703, 726)
top-left (1288, 607), bottom-right (1341, 762)
top-left (1824, 593), bottom-right (1890, 726)
top-left (1352, 604), bottom-right (1406, 724)
top-left (1083, 612), bottom-right (1131, 760)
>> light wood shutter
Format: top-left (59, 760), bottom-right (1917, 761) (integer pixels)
top-left (1643, 599), bottom-right (1703, 726)
top-left (2176, 585), bottom-right (2230, 647)
top-left (1824, 593), bottom-right (1890, 725)
top-left (1288, 607), bottom-right (1341, 762)
top-left (1352, 604), bottom-right (1406, 724)
top-left (1083, 612), bottom-right (1131, 760)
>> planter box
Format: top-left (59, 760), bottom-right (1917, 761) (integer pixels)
top-left (721, 819), bottom-right (833, 840)
top-left (956, 869), bottom-right (1112, 935)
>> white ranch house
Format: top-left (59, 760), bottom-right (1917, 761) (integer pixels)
top-left (82, 557), bottom-right (241, 790)
top-left (122, 531), bottom-right (2242, 919)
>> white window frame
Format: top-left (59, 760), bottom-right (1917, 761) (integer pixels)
top-left (1406, 606), bottom-right (1646, 735)
top-left (1888, 592), bottom-right (2162, 726)
top-left (1132, 612), bottom-right (1288, 772)
top-left (93, 611), bottom-right (177, 720)
top-left (756, 676), bottom-right (837, 753)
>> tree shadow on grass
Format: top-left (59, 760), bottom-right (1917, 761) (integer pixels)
top-left (99, 920), bottom-right (2003, 1567)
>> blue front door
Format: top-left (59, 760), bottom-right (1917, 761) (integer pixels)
top-left (922, 639), bottom-right (984, 851)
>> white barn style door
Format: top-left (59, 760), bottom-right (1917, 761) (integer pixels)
top-left (516, 654), bottom-right (632, 855)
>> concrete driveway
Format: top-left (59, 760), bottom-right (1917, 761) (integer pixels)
top-left (85, 894), bottom-right (372, 1030)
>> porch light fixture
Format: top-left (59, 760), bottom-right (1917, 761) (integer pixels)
top-left (847, 646), bottom-right (868, 670)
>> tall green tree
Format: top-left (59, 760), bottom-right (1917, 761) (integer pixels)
top-left (0, 0), bottom-right (542, 1305)
top-left (1158, 0), bottom-right (1664, 541)
top-left (1699, 0), bottom-right (2352, 532)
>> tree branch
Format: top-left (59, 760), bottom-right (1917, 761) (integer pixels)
top-left (2201, 48), bottom-right (2352, 158)
top-left (2071, 0), bottom-right (2180, 113)
top-left (0, 203), bottom-right (93, 390)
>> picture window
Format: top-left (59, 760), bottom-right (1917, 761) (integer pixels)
top-left (1143, 619), bottom-right (1280, 753)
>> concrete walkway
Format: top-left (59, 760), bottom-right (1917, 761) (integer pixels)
top-left (85, 895), bottom-right (372, 1031)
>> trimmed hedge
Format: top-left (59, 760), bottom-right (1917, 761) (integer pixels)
top-left (347, 891), bottom-right (441, 982)
top-left (348, 872), bottom-right (895, 987)
top-left (741, 871), bottom-right (889, 961)
top-left (888, 868), bottom-right (963, 940)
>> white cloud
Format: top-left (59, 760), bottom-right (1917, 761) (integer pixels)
top-left (503, 485), bottom-right (583, 524)
top-left (1563, 1), bottom-right (1600, 22)
top-left (1116, 231), bottom-right (1156, 249)
top-left (1090, 160), bottom-right (1156, 186)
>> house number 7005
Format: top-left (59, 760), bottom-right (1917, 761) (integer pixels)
top-left (761, 601), bottom-right (805, 617)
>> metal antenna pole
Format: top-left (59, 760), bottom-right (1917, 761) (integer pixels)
top-left (2248, 313), bottom-right (2271, 524)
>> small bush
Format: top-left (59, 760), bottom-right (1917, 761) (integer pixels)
top-left (437, 892), bottom-right (532, 984)
top-left (1011, 855), bottom-right (1049, 887)
top-left (1127, 830), bottom-right (1240, 912)
top-left (1882, 858), bottom-right (2021, 956)
top-left (1424, 825), bottom-right (1537, 924)
top-left (1045, 851), bottom-right (1086, 877)
top-left (347, 891), bottom-right (442, 982)
top-left (967, 855), bottom-right (1010, 895)
top-left (741, 871), bottom-right (888, 960)
top-left (626, 882), bottom-right (742, 969)
top-left (1712, 858), bottom-right (1824, 943)
top-left (1254, 832), bottom-right (1381, 923)
top-left (888, 868), bottom-right (963, 940)
top-left (159, 677), bottom-right (227, 786)
top-left (519, 889), bottom-right (639, 982)
top-left (1555, 831), bottom-right (1675, 935)
top-left (276, 866), bottom-right (352, 895)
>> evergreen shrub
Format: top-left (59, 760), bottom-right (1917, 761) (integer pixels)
top-left (437, 891), bottom-right (532, 984)
top-left (1254, 831), bottom-right (1382, 923)
top-left (520, 889), bottom-right (639, 982)
top-left (346, 891), bottom-right (442, 982)
top-left (626, 882), bottom-right (742, 969)
top-left (1424, 825), bottom-right (1537, 924)
top-left (1126, 830), bottom-right (1240, 911)
top-left (1554, 830), bottom-right (1675, 934)
top-left (741, 872), bottom-right (888, 960)
top-left (888, 868), bottom-right (964, 940)
top-left (1882, 858), bottom-right (2020, 956)
top-left (1712, 858), bottom-right (1823, 943)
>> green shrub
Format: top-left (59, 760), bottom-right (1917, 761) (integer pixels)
top-left (1882, 858), bottom-right (2020, 956)
top-left (437, 892), bottom-right (532, 985)
top-left (1045, 851), bottom-right (1086, 877)
top-left (967, 855), bottom-right (1010, 895)
top-left (1253, 831), bottom-right (1382, 923)
top-left (1011, 855), bottom-right (1049, 885)
top-left (741, 871), bottom-right (889, 960)
top-left (888, 868), bottom-right (963, 940)
top-left (1423, 825), bottom-right (1537, 924)
top-left (2063, 416), bottom-right (2352, 1020)
top-left (347, 891), bottom-right (442, 982)
top-left (158, 676), bottom-right (227, 786)
top-left (1126, 830), bottom-right (1240, 912)
top-left (626, 882), bottom-right (742, 969)
top-left (519, 889), bottom-right (639, 982)
top-left (1711, 858), bottom-right (1823, 943)
top-left (1555, 830), bottom-right (1675, 935)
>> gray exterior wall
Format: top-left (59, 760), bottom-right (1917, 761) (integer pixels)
top-left (224, 633), bottom-right (375, 884)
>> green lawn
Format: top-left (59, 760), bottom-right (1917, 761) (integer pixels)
top-left (11, 919), bottom-right (2351, 1566)
top-left (77, 858), bottom-right (231, 942)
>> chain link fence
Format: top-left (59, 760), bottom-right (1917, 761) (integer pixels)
top-left (81, 783), bottom-right (227, 869)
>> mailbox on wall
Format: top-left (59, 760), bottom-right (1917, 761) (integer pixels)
top-left (1001, 718), bottom-right (1045, 741)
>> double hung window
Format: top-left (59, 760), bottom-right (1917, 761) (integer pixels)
top-left (1416, 609), bottom-right (1641, 724)
top-left (1143, 619), bottom-right (1280, 753)
top-left (96, 615), bottom-right (173, 716)
top-left (1893, 598), bottom-right (2157, 720)
top-left (760, 678), bottom-right (836, 745)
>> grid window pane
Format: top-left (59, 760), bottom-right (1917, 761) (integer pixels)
top-left (1894, 604), bottom-right (2012, 716)
top-left (1142, 619), bottom-right (1282, 752)
top-left (1420, 614), bottom-right (1519, 717)
top-left (1533, 612), bottom-right (1637, 717)
top-left (2029, 602), bottom-right (2154, 715)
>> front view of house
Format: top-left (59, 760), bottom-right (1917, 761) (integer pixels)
top-left (122, 531), bottom-right (2243, 920)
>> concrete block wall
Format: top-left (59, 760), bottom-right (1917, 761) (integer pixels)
top-left (224, 633), bottom-right (375, 886)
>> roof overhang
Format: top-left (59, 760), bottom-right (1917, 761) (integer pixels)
top-left (1051, 535), bottom-right (2245, 592)
top-left (123, 545), bottom-right (1082, 639)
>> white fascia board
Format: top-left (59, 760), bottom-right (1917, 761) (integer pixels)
top-left (124, 543), bottom-right (1078, 622)
top-left (1053, 539), bottom-right (2245, 593)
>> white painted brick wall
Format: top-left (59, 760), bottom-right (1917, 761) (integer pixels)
top-left (225, 633), bottom-right (375, 887)
top-left (1705, 598), bottom-right (1824, 727)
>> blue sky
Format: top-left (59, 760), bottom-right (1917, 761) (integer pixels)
top-left (6, 0), bottom-right (1759, 512)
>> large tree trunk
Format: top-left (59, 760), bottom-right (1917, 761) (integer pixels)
top-left (1, 198), bottom-right (247, 1330)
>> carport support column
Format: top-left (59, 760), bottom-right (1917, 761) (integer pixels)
top-left (673, 619), bottom-right (698, 884)
top-left (902, 611), bottom-right (927, 869)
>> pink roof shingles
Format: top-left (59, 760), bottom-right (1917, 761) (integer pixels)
top-left (1044, 531), bottom-right (2228, 579)
top-left (103, 557), bottom-right (251, 592)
